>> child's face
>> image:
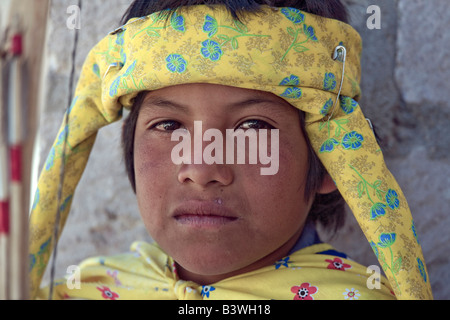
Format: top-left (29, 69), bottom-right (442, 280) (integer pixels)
top-left (133, 83), bottom-right (312, 284)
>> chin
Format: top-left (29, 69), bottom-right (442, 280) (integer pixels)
top-left (172, 244), bottom-right (252, 277)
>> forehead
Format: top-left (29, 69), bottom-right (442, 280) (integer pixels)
top-left (139, 83), bottom-right (300, 117)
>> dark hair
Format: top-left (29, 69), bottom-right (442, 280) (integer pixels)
top-left (121, 0), bottom-right (348, 24)
top-left (121, 0), bottom-right (348, 234)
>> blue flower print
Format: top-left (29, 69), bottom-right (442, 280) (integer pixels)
top-left (341, 131), bottom-right (364, 150)
top-left (320, 138), bottom-right (340, 153)
top-left (93, 63), bottom-right (100, 78)
top-left (203, 14), bottom-right (218, 37)
top-left (320, 98), bottom-right (334, 116)
top-left (68, 96), bottom-right (78, 115)
top-left (45, 147), bottom-right (55, 171)
top-left (340, 96), bottom-right (358, 114)
top-left (201, 285), bottom-right (216, 298)
top-left (370, 202), bottom-right (387, 219)
top-left (279, 75), bottom-right (300, 86)
top-left (29, 253), bottom-right (36, 272)
top-left (115, 32), bottom-right (124, 46)
top-left (56, 125), bottom-right (68, 146)
top-left (281, 87), bottom-right (302, 99)
top-left (39, 238), bottom-right (51, 254)
top-left (201, 40), bottom-right (223, 61)
top-left (303, 25), bottom-right (317, 41)
top-left (370, 241), bottom-right (379, 258)
top-left (372, 233), bottom-right (402, 290)
top-left (60, 195), bottom-right (73, 212)
top-left (412, 220), bottom-right (420, 244)
top-left (280, 8), bottom-right (317, 61)
top-left (281, 8), bottom-right (305, 24)
top-left (385, 189), bottom-right (400, 210)
top-left (417, 258), bottom-right (427, 283)
top-left (170, 12), bottom-right (185, 32)
top-left (377, 233), bottom-right (396, 248)
top-left (166, 54), bottom-right (188, 73)
top-left (123, 60), bottom-right (137, 77)
top-left (109, 76), bottom-right (122, 97)
top-left (323, 72), bottom-right (337, 91)
top-left (275, 256), bottom-right (290, 269)
top-left (30, 237), bottom-right (51, 276)
top-left (120, 48), bottom-right (127, 66)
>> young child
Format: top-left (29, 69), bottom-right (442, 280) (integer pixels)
top-left (29, 0), bottom-right (433, 300)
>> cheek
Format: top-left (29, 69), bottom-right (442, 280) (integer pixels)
top-left (262, 133), bottom-right (308, 193)
top-left (134, 129), bottom-right (181, 179)
top-left (241, 139), bottom-right (309, 224)
top-left (135, 140), bottom-right (168, 178)
top-left (133, 137), bottom-right (175, 222)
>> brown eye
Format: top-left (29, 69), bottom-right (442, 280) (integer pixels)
top-left (151, 120), bottom-right (183, 132)
top-left (238, 119), bottom-right (274, 130)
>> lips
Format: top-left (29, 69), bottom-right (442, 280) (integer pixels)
top-left (172, 200), bottom-right (239, 227)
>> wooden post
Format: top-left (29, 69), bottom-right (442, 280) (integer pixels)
top-left (0, 0), bottom-right (50, 300)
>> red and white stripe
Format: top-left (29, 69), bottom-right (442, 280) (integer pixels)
top-left (1, 24), bottom-right (26, 300)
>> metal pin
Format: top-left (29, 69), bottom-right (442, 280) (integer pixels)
top-left (366, 118), bottom-right (375, 135)
top-left (327, 45), bottom-right (347, 121)
top-left (109, 16), bottom-right (149, 35)
top-left (332, 45), bottom-right (346, 63)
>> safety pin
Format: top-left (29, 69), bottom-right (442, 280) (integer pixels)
top-left (110, 16), bottom-right (149, 35)
top-left (366, 118), bottom-right (374, 131)
top-left (327, 45), bottom-right (347, 121)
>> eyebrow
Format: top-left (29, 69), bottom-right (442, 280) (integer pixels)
top-left (229, 98), bottom-right (286, 111)
top-left (228, 98), bottom-right (288, 122)
top-left (141, 97), bottom-right (190, 114)
top-left (141, 95), bottom-right (288, 120)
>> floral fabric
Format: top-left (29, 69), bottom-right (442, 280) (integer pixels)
top-left (29, 5), bottom-right (432, 299)
top-left (39, 241), bottom-right (396, 300)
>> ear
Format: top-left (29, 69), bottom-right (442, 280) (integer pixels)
top-left (317, 173), bottom-right (337, 194)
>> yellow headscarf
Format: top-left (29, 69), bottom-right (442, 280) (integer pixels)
top-left (29, 5), bottom-right (432, 299)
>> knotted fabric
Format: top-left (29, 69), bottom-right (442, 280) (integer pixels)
top-left (38, 241), bottom-right (396, 300)
top-left (29, 5), bottom-right (433, 299)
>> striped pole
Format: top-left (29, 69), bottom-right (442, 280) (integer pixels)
top-left (7, 18), bottom-right (27, 300)
top-left (0, 0), bottom-right (49, 299)
top-left (0, 41), bottom-right (10, 300)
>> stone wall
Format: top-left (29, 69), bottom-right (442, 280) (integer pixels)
top-left (37, 0), bottom-right (449, 299)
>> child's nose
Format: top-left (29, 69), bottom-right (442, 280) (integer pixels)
top-left (177, 162), bottom-right (234, 188)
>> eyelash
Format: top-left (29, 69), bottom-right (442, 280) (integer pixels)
top-left (238, 119), bottom-right (274, 130)
top-left (150, 120), bottom-right (184, 132)
top-left (150, 119), bottom-right (274, 132)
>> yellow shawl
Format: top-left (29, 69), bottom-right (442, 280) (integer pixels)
top-left (39, 241), bottom-right (395, 300)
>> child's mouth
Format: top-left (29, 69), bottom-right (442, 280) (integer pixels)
top-left (175, 214), bottom-right (238, 227)
top-left (172, 200), bottom-right (239, 228)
